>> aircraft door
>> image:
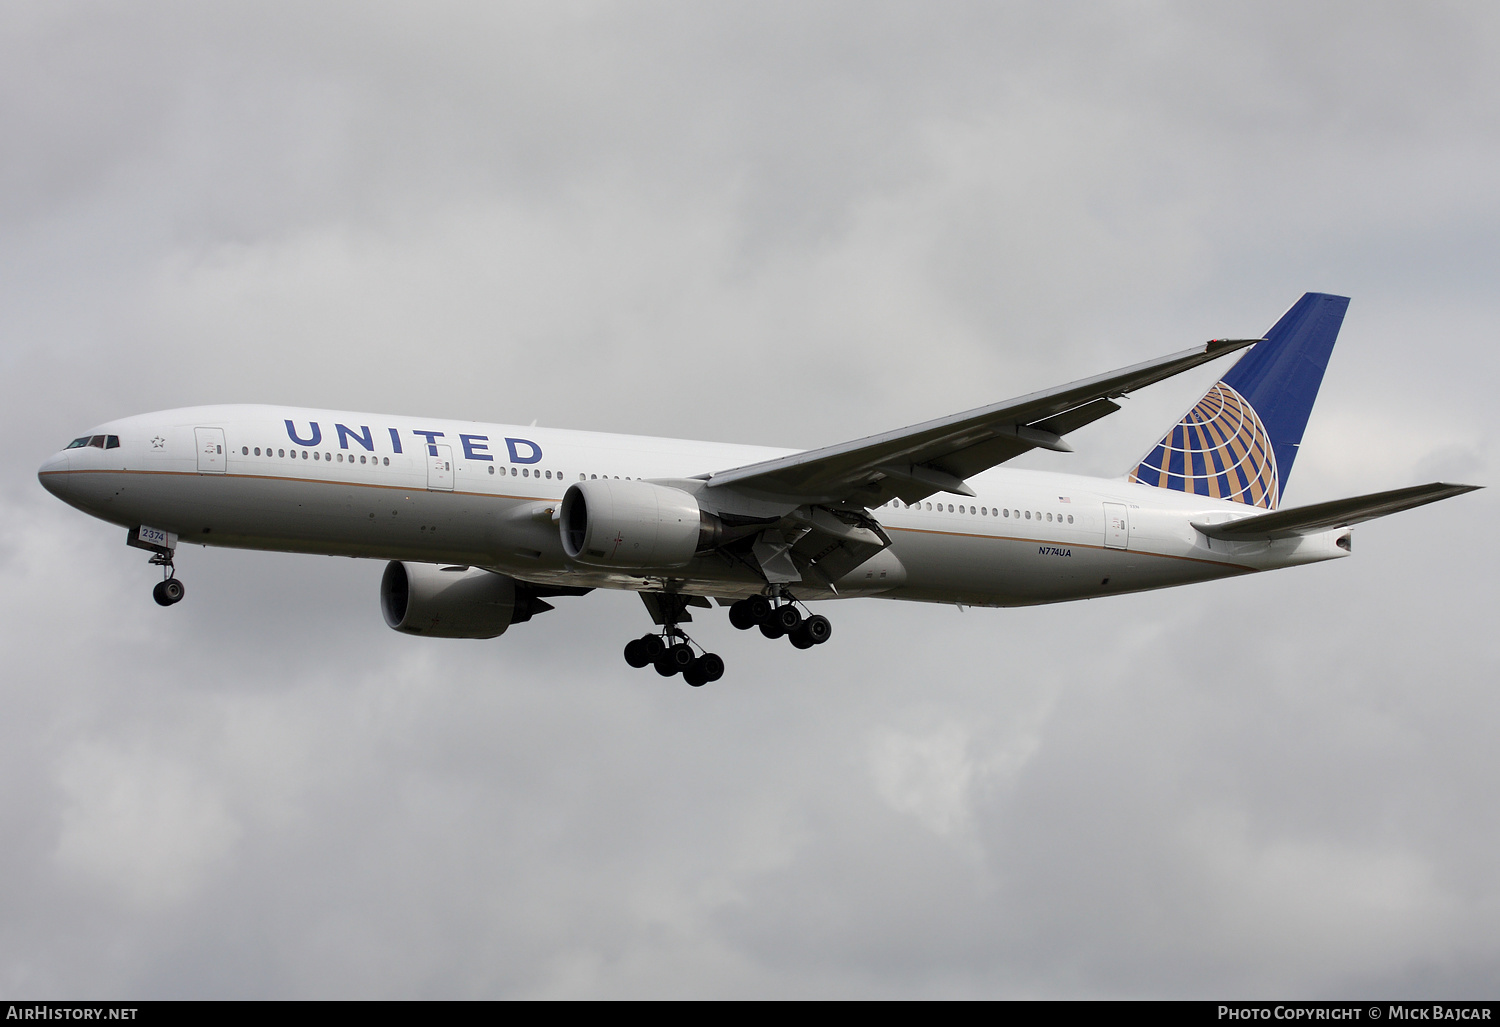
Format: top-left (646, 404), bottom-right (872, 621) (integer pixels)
top-left (194, 427), bottom-right (226, 473)
top-left (1103, 502), bottom-right (1129, 549)
top-left (427, 444), bottom-right (454, 491)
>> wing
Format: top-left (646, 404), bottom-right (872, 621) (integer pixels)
top-left (1191, 482), bottom-right (1481, 541)
top-left (704, 338), bottom-right (1260, 507)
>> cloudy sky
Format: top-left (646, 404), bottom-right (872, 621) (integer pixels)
top-left (3, 1), bottom-right (1497, 998)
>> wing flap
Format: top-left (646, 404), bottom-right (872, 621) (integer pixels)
top-left (1192, 482), bottom-right (1480, 541)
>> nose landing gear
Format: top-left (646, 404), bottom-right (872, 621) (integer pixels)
top-left (147, 550), bottom-right (185, 607)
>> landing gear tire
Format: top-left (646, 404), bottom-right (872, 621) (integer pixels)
top-left (655, 642), bottom-right (695, 677)
top-left (759, 618), bottom-right (785, 640)
top-left (804, 614), bottom-right (831, 645)
top-left (627, 634), bottom-right (667, 670)
top-left (153, 578), bottom-right (185, 606)
top-left (728, 600), bottom-right (757, 630)
top-left (746, 596), bottom-right (771, 624)
top-left (773, 606), bottom-right (802, 633)
top-left (683, 653), bottom-right (725, 687)
top-left (624, 639), bottom-right (650, 668)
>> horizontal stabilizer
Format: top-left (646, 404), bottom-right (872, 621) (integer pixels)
top-left (1192, 482), bottom-right (1480, 541)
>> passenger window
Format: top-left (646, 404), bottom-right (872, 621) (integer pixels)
top-left (1068, 515), bottom-right (1074, 524)
top-left (314, 452), bottom-right (320, 460)
top-left (1025, 510), bottom-right (1031, 519)
top-left (278, 449), bottom-right (285, 457)
top-left (360, 455), bottom-right (367, 464)
top-left (302, 451), bottom-right (308, 460)
top-left (1047, 512), bottom-right (1052, 522)
top-left (242, 447), bottom-right (249, 455)
top-left (382, 457), bottom-right (389, 466)
top-left (488, 466), bottom-right (495, 474)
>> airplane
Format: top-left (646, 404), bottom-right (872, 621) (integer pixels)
top-left (37, 293), bottom-right (1478, 686)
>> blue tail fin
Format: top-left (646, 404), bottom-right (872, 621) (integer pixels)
top-left (1129, 292), bottom-right (1349, 509)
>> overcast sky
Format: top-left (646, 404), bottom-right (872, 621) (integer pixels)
top-left (3, 1), bottom-right (1497, 999)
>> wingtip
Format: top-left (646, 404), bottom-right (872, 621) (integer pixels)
top-left (1205, 337), bottom-right (1264, 356)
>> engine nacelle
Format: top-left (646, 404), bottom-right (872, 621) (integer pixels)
top-left (381, 562), bottom-right (518, 638)
top-left (560, 479), bottom-right (711, 569)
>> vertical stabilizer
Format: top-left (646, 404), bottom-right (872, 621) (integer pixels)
top-left (1129, 293), bottom-right (1349, 509)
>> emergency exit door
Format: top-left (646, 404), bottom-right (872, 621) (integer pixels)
top-left (194, 427), bottom-right (226, 473)
top-left (427, 444), bottom-right (454, 491)
top-left (1103, 502), bottom-right (1129, 549)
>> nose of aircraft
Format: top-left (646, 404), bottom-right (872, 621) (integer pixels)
top-left (37, 451), bottom-right (71, 499)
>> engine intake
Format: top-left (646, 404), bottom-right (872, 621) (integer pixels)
top-left (560, 479), bottom-right (715, 569)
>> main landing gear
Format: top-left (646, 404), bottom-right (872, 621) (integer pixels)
top-left (727, 595), bottom-right (832, 650)
top-left (624, 592), bottom-right (727, 687)
top-left (623, 591), bottom-right (830, 686)
top-left (149, 552), bottom-right (185, 607)
top-left (623, 633), bottom-right (726, 687)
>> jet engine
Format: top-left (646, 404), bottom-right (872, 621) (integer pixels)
top-left (380, 562), bottom-right (549, 638)
top-left (560, 479), bottom-right (717, 569)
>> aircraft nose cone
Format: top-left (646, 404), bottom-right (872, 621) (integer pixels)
top-left (37, 452), bottom-right (71, 498)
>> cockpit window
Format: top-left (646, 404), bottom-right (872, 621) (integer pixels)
top-left (89, 435), bottom-right (106, 448)
top-left (105, 435), bottom-right (120, 449)
top-left (66, 437), bottom-right (91, 449)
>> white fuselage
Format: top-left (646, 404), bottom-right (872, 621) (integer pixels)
top-left (37, 404), bottom-right (1350, 607)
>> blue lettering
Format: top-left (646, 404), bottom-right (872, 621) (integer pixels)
top-left (285, 420), bottom-right (322, 447)
top-left (459, 434), bottom-right (493, 461)
top-left (506, 437), bottom-right (542, 464)
top-left (336, 424), bottom-right (374, 451)
top-left (388, 427), bottom-right (403, 455)
top-left (412, 430), bottom-right (445, 456)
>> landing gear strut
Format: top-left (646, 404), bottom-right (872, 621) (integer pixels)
top-left (729, 593), bottom-right (831, 649)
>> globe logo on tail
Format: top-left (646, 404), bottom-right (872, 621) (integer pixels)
top-left (1130, 382), bottom-right (1279, 509)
